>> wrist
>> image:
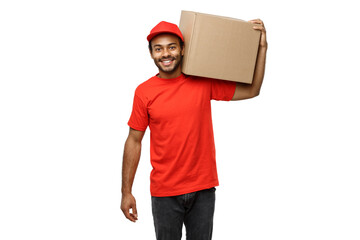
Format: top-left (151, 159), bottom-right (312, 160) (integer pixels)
top-left (259, 43), bottom-right (268, 50)
top-left (121, 187), bottom-right (132, 195)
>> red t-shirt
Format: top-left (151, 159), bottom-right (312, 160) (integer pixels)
top-left (128, 73), bottom-right (236, 197)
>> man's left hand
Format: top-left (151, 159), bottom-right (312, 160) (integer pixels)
top-left (249, 19), bottom-right (267, 49)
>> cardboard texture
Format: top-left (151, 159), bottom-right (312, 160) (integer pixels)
top-left (179, 11), bottom-right (260, 84)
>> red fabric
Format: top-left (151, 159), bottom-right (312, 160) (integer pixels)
top-left (128, 74), bottom-right (236, 197)
top-left (147, 21), bottom-right (184, 42)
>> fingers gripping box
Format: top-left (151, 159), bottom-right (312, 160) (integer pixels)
top-left (179, 11), bottom-right (261, 84)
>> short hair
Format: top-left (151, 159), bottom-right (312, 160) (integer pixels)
top-left (148, 36), bottom-right (184, 53)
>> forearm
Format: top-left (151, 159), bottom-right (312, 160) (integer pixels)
top-left (232, 46), bottom-right (267, 100)
top-left (232, 19), bottom-right (267, 101)
top-left (250, 45), bottom-right (267, 96)
top-left (122, 138), bottom-right (141, 194)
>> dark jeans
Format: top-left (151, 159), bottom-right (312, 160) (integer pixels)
top-left (151, 187), bottom-right (216, 240)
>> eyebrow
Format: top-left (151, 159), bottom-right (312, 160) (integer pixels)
top-left (153, 43), bottom-right (177, 48)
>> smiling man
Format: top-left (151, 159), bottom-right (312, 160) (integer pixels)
top-left (121, 20), bottom-right (267, 240)
top-left (151, 35), bottom-right (184, 75)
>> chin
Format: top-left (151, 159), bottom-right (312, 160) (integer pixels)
top-left (157, 63), bottom-right (179, 73)
top-left (162, 67), bottom-right (176, 72)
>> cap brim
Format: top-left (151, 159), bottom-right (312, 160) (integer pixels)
top-left (147, 31), bottom-right (184, 42)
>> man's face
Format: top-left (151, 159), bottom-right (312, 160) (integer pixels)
top-left (150, 34), bottom-right (184, 74)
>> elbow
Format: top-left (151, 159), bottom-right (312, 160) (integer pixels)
top-left (247, 89), bottom-right (260, 99)
top-left (252, 90), bottom-right (260, 98)
top-left (232, 83), bottom-right (261, 100)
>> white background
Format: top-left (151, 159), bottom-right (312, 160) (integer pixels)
top-left (1, 0), bottom-right (359, 239)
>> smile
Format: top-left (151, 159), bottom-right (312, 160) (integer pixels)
top-left (160, 58), bottom-right (174, 67)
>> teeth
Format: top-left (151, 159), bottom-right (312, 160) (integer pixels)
top-left (161, 59), bottom-right (172, 66)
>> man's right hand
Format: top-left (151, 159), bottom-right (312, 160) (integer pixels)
top-left (120, 193), bottom-right (138, 222)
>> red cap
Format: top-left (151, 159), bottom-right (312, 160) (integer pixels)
top-left (147, 21), bottom-right (184, 42)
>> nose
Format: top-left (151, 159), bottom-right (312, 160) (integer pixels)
top-left (162, 48), bottom-right (171, 58)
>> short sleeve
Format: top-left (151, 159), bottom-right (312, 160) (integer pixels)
top-left (128, 93), bottom-right (149, 131)
top-left (210, 78), bottom-right (236, 101)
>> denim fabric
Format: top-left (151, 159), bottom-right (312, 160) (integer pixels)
top-left (151, 188), bottom-right (216, 240)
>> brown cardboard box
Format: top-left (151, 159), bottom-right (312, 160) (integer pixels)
top-left (179, 11), bottom-right (260, 84)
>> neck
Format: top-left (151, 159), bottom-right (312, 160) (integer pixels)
top-left (157, 68), bottom-right (182, 79)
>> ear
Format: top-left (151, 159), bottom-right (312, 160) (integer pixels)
top-left (181, 44), bottom-right (185, 56)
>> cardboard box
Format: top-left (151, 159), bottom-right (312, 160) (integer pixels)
top-left (179, 11), bottom-right (260, 84)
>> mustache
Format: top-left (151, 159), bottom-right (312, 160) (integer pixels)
top-left (159, 57), bottom-right (176, 62)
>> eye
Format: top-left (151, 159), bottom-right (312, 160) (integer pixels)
top-left (170, 46), bottom-right (176, 50)
top-left (155, 48), bottom-right (161, 52)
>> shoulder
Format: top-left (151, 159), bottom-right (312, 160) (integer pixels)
top-left (193, 75), bottom-right (236, 88)
top-left (184, 74), bottom-right (206, 81)
top-left (183, 74), bottom-right (212, 85)
top-left (134, 76), bottom-right (157, 95)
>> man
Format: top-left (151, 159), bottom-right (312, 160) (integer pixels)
top-left (121, 19), bottom-right (267, 240)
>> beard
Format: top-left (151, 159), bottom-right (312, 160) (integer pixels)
top-left (154, 53), bottom-right (183, 73)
